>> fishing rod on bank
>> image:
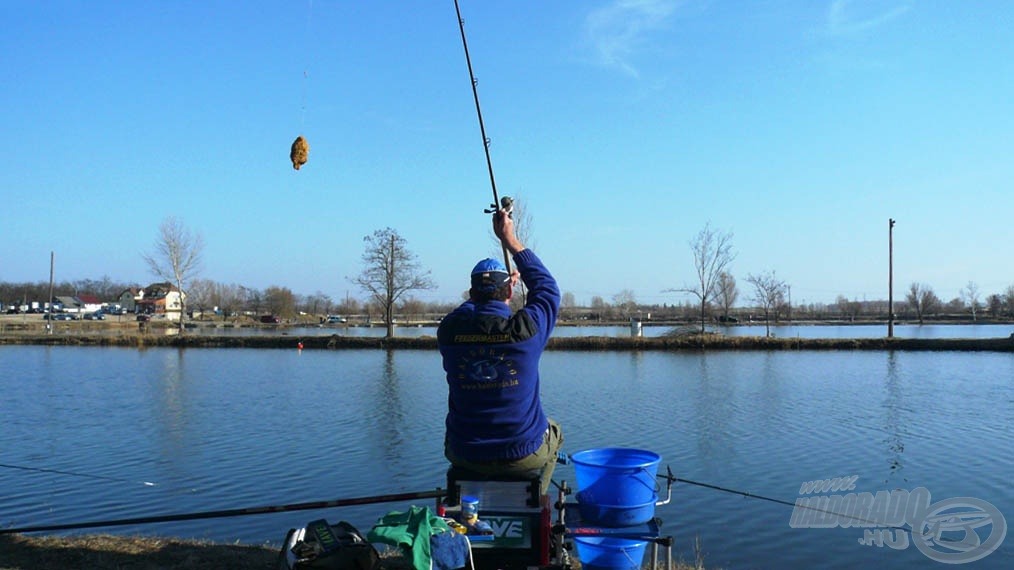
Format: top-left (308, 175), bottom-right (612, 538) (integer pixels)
top-left (0, 467), bottom-right (911, 536)
top-left (453, 0), bottom-right (514, 273)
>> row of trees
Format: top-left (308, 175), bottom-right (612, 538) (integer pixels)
top-left (659, 223), bottom-right (1014, 335)
top-left (7, 216), bottom-right (1013, 338)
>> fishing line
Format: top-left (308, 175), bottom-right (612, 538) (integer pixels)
top-left (300, 0), bottom-right (314, 130)
top-left (670, 474), bottom-right (910, 533)
top-left (0, 462), bottom-right (198, 494)
top-left (0, 462), bottom-right (157, 487)
top-left (452, 0), bottom-right (512, 273)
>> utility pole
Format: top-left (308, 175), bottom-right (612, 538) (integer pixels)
top-left (888, 219), bottom-right (895, 338)
top-left (48, 251), bottom-right (55, 335)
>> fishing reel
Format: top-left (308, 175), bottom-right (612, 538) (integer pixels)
top-left (484, 196), bottom-right (514, 217)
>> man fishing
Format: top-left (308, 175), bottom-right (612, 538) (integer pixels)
top-left (438, 208), bottom-right (562, 494)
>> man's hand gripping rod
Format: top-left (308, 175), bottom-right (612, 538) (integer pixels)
top-left (484, 196), bottom-right (514, 273)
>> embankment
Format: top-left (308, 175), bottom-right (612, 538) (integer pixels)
top-left (2, 333), bottom-right (1013, 352)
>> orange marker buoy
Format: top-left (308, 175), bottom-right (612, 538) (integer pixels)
top-left (297, 342), bottom-right (304, 350)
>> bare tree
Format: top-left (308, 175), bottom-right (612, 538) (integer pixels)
top-left (352, 228), bottom-right (435, 338)
top-left (214, 283), bottom-right (245, 320)
top-left (716, 271), bottom-right (738, 322)
top-left (986, 293), bottom-right (1003, 318)
top-left (590, 295), bottom-right (606, 322)
top-left (667, 223), bottom-right (736, 333)
top-left (400, 297), bottom-right (427, 324)
top-left (264, 285), bottom-right (297, 318)
top-left (560, 291), bottom-right (577, 321)
top-left (960, 281), bottom-right (980, 321)
top-left (747, 271), bottom-right (787, 337)
top-left (141, 216), bottom-right (204, 334)
top-left (242, 286), bottom-right (263, 316)
top-left (336, 295), bottom-right (361, 318)
top-left (187, 278), bottom-right (215, 319)
top-left (1004, 285), bottom-right (1014, 317)
top-left (304, 291), bottom-right (333, 317)
top-left (561, 291), bottom-right (576, 308)
top-left (906, 282), bottom-right (941, 324)
top-left (612, 289), bottom-right (637, 319)
top-left (835, 295), bottom-right (862, 322)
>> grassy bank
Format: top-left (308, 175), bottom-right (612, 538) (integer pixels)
top-left (0, 533), bottom-right (278, 570)
top-left (0, 533), bottom-right (707, 570)
top-left (2, 331), bottom-right (1013, 352)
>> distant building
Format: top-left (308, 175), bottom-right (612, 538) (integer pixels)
top-left (135, 283), bottom-right (186, 321)
top-left (117, 288), bottom-right (143, 312)
top-left (55, 296), bottom-right (82, 313)
top-left (77, 294), bottom-right (103, 313)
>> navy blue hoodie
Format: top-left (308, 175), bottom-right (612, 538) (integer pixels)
top-left (438, 248), bottom-right (560, 462)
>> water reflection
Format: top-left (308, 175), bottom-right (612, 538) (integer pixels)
top-left (692, 356), bottom-right (737, 470)
top-left (375, 350), bottom-right (408, 468)
top-left (154, 348), bottom-right (192, 466)
top-left (755, 352), bottom-right (785, 434)
top-left (883, 352), bottom-right (907, 482)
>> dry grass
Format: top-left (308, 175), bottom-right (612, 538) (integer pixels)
top-left (0, 533), bottom-right (279, 570)
top-left (0, 533), bottom-right (711, 570)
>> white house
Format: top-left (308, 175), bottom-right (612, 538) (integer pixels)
top-left (136, 283), bottom-right (186, 321)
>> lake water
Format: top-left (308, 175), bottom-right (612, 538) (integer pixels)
top-left (1, 345), bottom-right (1011, 569)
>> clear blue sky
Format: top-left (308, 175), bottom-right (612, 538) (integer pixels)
top-left (3, 1), bottom-right (1012, 307)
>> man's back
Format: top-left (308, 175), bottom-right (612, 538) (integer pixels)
top-left (439, 248), bottom-right (559, 463)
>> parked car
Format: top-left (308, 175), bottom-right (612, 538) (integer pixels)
top-left (259, 315), bottom-right (281, 324)
top-left (45, 313), bottom-right (74, 321)
top-left (83, 312), bottom-right (105, 320)
top-left (325, 315), bottom-right (346, 324)
top-left (136, 314), bottom-right (151, 322)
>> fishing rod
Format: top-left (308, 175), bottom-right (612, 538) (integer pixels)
top-left (452, 0), bottom-right (513, 273)
top-left (0, 488), bottom-right (445, 535)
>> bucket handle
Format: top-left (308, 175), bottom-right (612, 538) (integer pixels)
top-left (620, 543), bottom-right (643, 569)
top-left (633, 466), bottom-right (662, 495)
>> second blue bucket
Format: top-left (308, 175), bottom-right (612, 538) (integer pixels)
top-left (574, 536), bottom-right (648, 570)
top-left (572, 447), bottom-right (661, 526)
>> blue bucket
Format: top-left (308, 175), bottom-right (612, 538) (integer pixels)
top-left (576, 497), bottom-right (657, 527)
top-left (574, 536), bottom-right (648, 570)
top-left (572, 448), bottom-right (661, 526)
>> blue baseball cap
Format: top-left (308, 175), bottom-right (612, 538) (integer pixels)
top-left (471, 258), bottom-right (511, 291)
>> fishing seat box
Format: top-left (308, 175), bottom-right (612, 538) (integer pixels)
top-left (445, 466), bottom-right (552, 570)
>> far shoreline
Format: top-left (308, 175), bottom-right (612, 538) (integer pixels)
top-left (2, 330), bottom-right (1013, 352)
